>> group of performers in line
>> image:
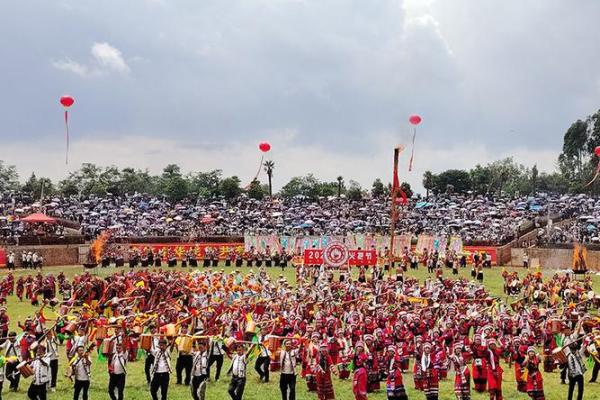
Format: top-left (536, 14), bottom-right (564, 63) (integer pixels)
top-left (96, 245), bottom-right (293, 270)
top-left (0, 262), bottom-right (599, 400)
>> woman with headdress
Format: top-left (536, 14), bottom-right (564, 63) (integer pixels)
top-left (421, 342), bottom-right (439, 400)
top-left (314, 341), bottom-right (336, 400)
top-left (352, 342), bottom-right (368, 400)
top-left (386, 345), bottom-right (408, 400)
top-left (524, 347), bottom-right (545, 400)
top-left (449, 343), bottom-right (470, 400)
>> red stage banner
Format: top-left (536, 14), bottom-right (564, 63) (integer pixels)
top-left (0, 248), bottom-right (6, 268)
top-left (129, 243), bottom-right (244, 260)
top-left (463, 245), bottom-right (497, 265)
top-left (303, 249), bottom-right (378, 266)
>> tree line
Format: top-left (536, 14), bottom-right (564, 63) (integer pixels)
top-left (423, 109), bottom-right (600, 197)
top-left (1, 109), bottom-right (599, 201)
top-left (0, 160), bottom-right (415, 203)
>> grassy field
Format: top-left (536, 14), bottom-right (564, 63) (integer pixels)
top-left (1, 264), bottom-right (599, 400)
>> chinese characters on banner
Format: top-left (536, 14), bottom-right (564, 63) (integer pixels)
top-left (303, 249), bottom-right (378, 266)
top-left (129, 242), bottom-right (244, 260)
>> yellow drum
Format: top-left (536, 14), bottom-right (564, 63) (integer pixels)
top-left (140, 334), bottom-right (153, 351)
top-left (178, 336), bottom-right (193, 353)
top-left (102, 338), bottom-right (112, 355)
top-left (96, 326), bottom-right (108, 339)
top-left (164, 324), bottom-right (177, 337)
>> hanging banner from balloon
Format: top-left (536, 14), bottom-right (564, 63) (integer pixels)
top-left (60, 95), bottom-right (75, 164)
top-left (246, 141), bottom-right (271, 188)
top-left (585, 146), bottom-right (600, 187)
top-left (408, 114), bottom-right (421, 172)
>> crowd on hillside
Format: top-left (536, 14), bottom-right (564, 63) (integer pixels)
top-left (0, 192), bottom-right (590, 245)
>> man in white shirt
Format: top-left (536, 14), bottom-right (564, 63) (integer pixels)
top-left (108, 342), bottom-right (128, 400)
top-left (228, 343), bottom-right (247, 400)
top-left (150, 338), bottom-right (173, 400)
top-left (145, 327), bottom-right (160, 385)
top-left (279, 340), bottom-right (298, 400)
top-left (254, 335), bottom-right (271, 382)
top-left (72, 346), bottom-right (92, 400)
top-left (175, 325), bottom-right (193, 385)
top-left (191, 341), bottom-right (209, 400)
top-left (27, 345), bottom-right (51, 400)
top-left (1, 331), bottom-right (20, 391)
top-left (208, 337), bottom-right (225, 381)
top-left (45, 330), bottom-right (60, 392)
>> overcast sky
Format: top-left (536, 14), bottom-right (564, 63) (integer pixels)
top-left (1, 0), bottom-right (599, 192)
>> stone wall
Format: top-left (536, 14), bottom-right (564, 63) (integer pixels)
top-left (4, 245), bottom-right (83, 267)
top-left (510, 247), bottom-right (600, 272)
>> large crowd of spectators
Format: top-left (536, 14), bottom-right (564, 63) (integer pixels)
top-left (1, 191), bottom-right (583, 245)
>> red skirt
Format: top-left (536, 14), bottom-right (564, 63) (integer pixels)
top-left (316, 371), bottom-right (335, 400)
top-left (487, 367), bottom-right (503, 391)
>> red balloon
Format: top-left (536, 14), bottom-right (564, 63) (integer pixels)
top-left (409, 114), bottom-right (422, 125)
top-left (259, 142), bottom-right (271, 152)
top-left (60, 95), bottom-right (75, 108)
top-left (595, 146), bottom-right (600, 157)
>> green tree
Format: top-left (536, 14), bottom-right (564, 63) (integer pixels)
top-left (247, 179), bottom-right (265, 200)
top-left (347, 180), bottom-right (362, 200)
top-left (220, 176), bottom-right (242, 199)
top-left (0, 161), bottom-right (20, 192)
top-left (531, 164), bottom-right (539, 195)
top-left (263, 161), bottom-right (274, 197)
top-left (433, 170), bottom-right (471, 194)
top-left (118, 168), bottom-right (153, 195)
top-left (559, 119), bottom-right (589, 182)
top-left (422, 171), bottom-right (434, 198)
top-left (469, 164), bottom-right (491, 195)
top-left (188, 170), bottom-right (223, 198)
top-left (400, 182), bottom-right (413, 199)
top-left (336, 176), bottom-right (344, 198)
top-left (160, 164), bottom-right (188, 201)
top-left (22, 173), bottom-right (54, 198)
top-left (371, 178), bottom-right (384, 197)
top-left (280, 174), bottom-right (321, 199)
top-left (317, 181), bottom-right (338, 197)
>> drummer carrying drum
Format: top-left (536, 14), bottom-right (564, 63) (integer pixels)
top-left (27, 344), bottom-right (51, 400)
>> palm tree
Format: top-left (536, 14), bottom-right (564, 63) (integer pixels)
top-left (336, 176), bottom-right (344, 197)
top-left (264, 160), bottom-right (275, 197)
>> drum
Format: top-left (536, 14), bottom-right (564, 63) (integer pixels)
top-left (178, 336), bottom-right (193, 353)
top-left (552, 347), bottom-right (568, 364)
top-left (224, 337), bottom-right (236, 349)
top-left (140, 334), bottom-right (153, 351)
top-left (245, 320), bottom-right (256, 334)
top-left (269, 358), bottom-right (281, 372)
top-left (17, 362), bottom-right (34, 378)
top-left (164, 324), bottom-right (177, 337)
top-left (64, 322), bottom-right (77, 335)
top-left (549, 319), bottom-right (563, 334)
top-left (96, 326), bottom-right (108, 339)
top-left (102, 338), bottom-right (112, 355)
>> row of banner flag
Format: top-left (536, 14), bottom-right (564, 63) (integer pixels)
top-left (244, 234), bottom-right (465, 258)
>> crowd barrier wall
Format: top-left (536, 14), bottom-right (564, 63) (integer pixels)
top-left (510, 247), bottom-right (600, 272)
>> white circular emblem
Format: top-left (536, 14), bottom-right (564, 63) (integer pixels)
top-left (323, 242), bottom-right (350, 267)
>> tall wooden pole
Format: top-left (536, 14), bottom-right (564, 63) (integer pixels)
top-left (389, 146), bottom-right (400, 273)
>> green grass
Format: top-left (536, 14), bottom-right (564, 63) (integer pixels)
top-left (1, 264), bottom-right (599, 400)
